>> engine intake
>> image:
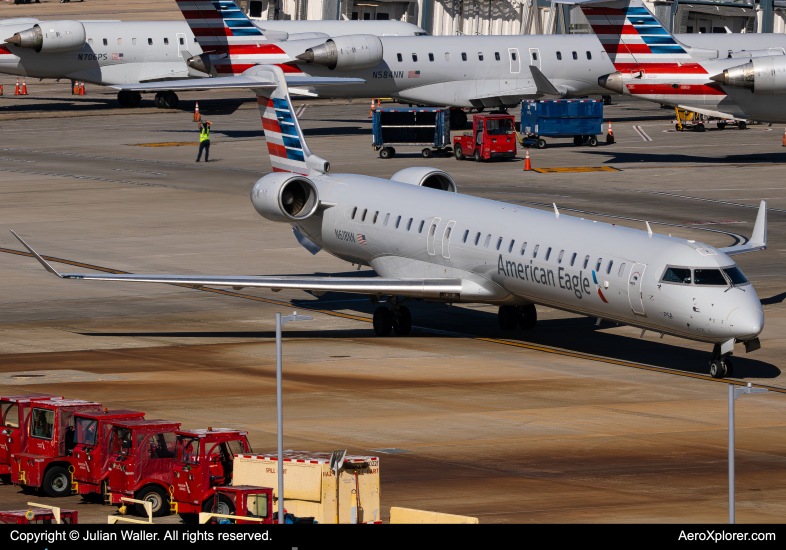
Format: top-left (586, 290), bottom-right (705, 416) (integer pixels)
top-left (711, 56), bottom-right (786, 95)
top-left (250, 173), bottom-right (320, 223)
top-left (295, 34), bottom-right (383, 71)
top-left (390, 168), bottom-right (457, 193)
top-left (5, 20), bottom-right (86, 53)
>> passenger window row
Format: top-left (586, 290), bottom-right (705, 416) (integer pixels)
top-left (87, 37), bottom-right (190, 47)
top-left (350, 207), bottom-right (422, 233)
top-left (397, 50), bottom-right (593, 62)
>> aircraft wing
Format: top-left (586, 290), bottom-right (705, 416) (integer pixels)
top-left (111, 74), bottom-right (364, 92)
top-left (10, 231), bottom-right (461, 300)
top-left (718, 201), bottom-right (767, 256)
top-left (529, 66), bottom-right (565, 96)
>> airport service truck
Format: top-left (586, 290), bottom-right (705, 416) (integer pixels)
top-left (453, 113), bottom-right (517, 162)
top-left (106, 419), bottom-right (181, 517)
top-left (10, 399), bottom-right (103, 496)
top-left (0, 394), bottom-right (63, 481)
top-left (0, 508), bottom-right (78, 525)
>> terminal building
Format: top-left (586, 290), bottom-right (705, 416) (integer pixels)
top-left (232, 0), bottom-right (786, 36)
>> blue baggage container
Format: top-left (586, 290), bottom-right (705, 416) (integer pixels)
top-left (372, 107), bottom-right (451, 159)
top-left (520, 99), bottom-right (603, 149)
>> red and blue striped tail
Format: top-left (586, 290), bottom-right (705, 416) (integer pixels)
top-left (177, 0), bottom-right (265, 48)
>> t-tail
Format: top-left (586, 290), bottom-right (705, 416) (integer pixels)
top-left (253, 65), bottom-right (330, 177)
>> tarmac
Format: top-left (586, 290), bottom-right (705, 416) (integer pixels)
top-left (1, 17), bottom-right (786, 523)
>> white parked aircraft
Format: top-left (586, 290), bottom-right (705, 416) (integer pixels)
top-left (0, 15), bottom-right (423, 107)
top-left (13, 64), bottom-right (767, 379)
top-left (562, 0), bottom-right (786, 123)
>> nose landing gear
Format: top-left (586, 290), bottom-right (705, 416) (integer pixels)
top-left (709, 344), bottom-right (734, 379)
top-left (372, 298), bottom-right (412, 336)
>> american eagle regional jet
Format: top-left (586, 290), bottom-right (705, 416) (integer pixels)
top-left (13, 64), bottom-right (767, 380)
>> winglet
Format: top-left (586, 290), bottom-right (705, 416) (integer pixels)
top-left (10, 231), bottom-right (63, 277)
top-left (750, 200), bottom-right (767, 248)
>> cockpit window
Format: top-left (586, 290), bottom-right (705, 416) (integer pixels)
top-left (694, 269), bottom-right (727, 286)
top-left (661, 267), bottom-right (691, 284)
top-left (723, 266), bottom-right (749, 286)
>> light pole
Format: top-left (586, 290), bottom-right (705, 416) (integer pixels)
top-left (729, 382), bottom-right (768, 524)
top-left (276, 311), bottom-right (312, 525)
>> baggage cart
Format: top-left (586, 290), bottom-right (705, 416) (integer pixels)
top-left (520, 99), bottom-right (603, 149)
top-left (372, 107), bottom-right (452, 159)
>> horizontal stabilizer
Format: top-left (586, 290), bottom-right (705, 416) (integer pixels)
top-left (112, 74), bottom-right (364, 92)
top-left (719, 201), bottom-right (767, 256)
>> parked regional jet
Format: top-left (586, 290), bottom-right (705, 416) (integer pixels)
top-left (562, 0), bottom-right (786, 123)
top-left (0, 14), bottom-right (423, 108)
top-left (13, 64), bottom-right (767, 379)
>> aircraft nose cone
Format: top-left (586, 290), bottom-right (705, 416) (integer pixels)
top-left (729, 307), bottom-right (764, 340)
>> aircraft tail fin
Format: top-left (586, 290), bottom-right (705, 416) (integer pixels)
top-left (177, 0), bottom-right (266, 50)
top-left (555, 0), bottom-right (692, 69)
top-left (252, 65), bottom-right (330, 177)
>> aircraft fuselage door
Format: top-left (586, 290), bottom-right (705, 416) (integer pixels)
top-left (628, 262), bottom-right (647, 316)
top-left (508, 48), bottom-right (520, 74)
top-left (442, 220), bottom-right (456, 259)
top-left (427, 217), bottom-right (441, 256)
top-left (528, 48), bottom-right (541, 70)
top-left (176, 33), bottom-right (187, 57)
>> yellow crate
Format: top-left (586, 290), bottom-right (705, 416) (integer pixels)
top-left (233, 451), bottom-right (380, 524)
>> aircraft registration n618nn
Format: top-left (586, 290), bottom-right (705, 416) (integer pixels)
top-left (13, 64), bottom-right (766, 380)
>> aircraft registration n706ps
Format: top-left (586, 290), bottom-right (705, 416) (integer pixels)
top-left (13, 64), bottom-right (767, 380)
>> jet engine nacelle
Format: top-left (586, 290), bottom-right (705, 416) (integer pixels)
top-left (250, 173), bottom-right (321, 223)
top-left (714, 56), bottom-right (786, 95)
top-left (295, 34), bottom-right (383, 71)
top-left (5, 20), bottom-right (86, 53)
top-left (391, 168), bottom-right (458, 193)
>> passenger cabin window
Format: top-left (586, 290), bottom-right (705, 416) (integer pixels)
top-left (103, 38), bottom-right (108, 46)
top-left (545, 247), bottom-right (552, 261)
top-left (395, 215), bottom-right (401, 228)
top-left (179, 37), bottom-right (185, 45)
top-left (148, 38), bottom-right (153, 45)
top-left (429, 53), bottom-right (434, 61)
top-left (724, 266), bottom-right (749, 285)
top-left (384, 213), bottom-right (389, 226)
top-left (478, 52), bottom-right (484, 61)
top-left (429, 223), bottom-right (437, 237)
top-left (595, 258), bottom-right (602, 271)
top-left (556, 51), bottom-right (562, 60)
top-left (583, 255), bottom-right (589, 269)
top-left (533, 244), bottom-right (539, 258)
top-left (461, 52), bottom-right (467, 61)
top-left (558, 250), bottom-right (564, 263)
top-left (511, 52), bottom-right (518, 61)
top-left (520, 242), bottom-right (527, 255)
top-left (118, 38), bottom-right (123, 45)
top-left (361, 209), bottom-right (368, 221)
top-left (694, 269), bottom-right (727, 286)
top-left (606, 260), bottom-right (613, 274)
top-left (572, 51), bottom-right (577, 60)
top-left (88, 38), bottom-right (93, 45)
top-left (586, 51), bottom-right (592, 60)
top-left (531, 52), bottom-right (538, 61)
top-left (351, 207), bottom-right (357, 219)
top-left (372, 211), bottom-right (379, 224)
top-left (570, 253), bottom-right (577, 266)
top-left (508, 239), bottom-right (515, 253)
top-left (132, 38), bottom-right (136, 45)
top-left (495, 52), bottom-right (500, 61)
top-left (412, 53), bottom-right (418, 62)
top-left (463, 230), bottom-right (469, 243)
top-left (418, 220), bottom-right (425, 233)
top-left (618, 262), bottom-right (626, 277)
top-left (496, 237), bottom-right (503, 250)
top-left (407, 218), bottom-right (413, 230)
top-left (484, 234), bottom-right (491, 247)
top-left (397, 53), bottom-right (403, 62)
top-left (474, 232), bottom-right (481, 245)
top-left (445, 52), bottom-right (451, 61)
top-left (164, 38), bottom-right (170, 45)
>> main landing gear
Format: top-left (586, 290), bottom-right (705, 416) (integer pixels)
top-left (154, 91), bottom-right (180, 109)
top-left (498, 304), bottom-right (537, 330)
top-left (372, 298), bottom-right (412, 336)
top-left (709, 343), bottom-right (734, 379)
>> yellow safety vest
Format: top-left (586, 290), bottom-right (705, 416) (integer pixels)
top-left (200, 127), bottom-right (210, 142)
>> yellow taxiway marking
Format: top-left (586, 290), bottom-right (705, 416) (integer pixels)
top-left (532, 166), bottom-right (621, 174)
top-left (2, 246), bottom-right (783, 394)
top-left (128, 142), bottom-right (200, 147)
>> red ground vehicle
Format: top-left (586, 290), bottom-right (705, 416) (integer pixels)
top-left (171, 427), bottom-right (252, 522)
top-left (453, 113), bottom-right (517, 162)
top-left (70, 409), bottom-right (146, 499)
top-left (106, 419), bottom-right (180, 517)
top-left (203, 486), bottom-right (274, 524)
top-left (0, 394), bottom-right (63, 480)
top-left (0, 508), bottom-right (78, 524)
top-left (10, 399), bottom-right (102, 496)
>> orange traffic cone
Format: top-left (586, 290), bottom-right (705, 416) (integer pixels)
top-left (368, 98), bottom-right (375, 118)
top-left (606, 121), bottom-right (615, 144)
top-left (0, 84), bottom-right (3, 96)
top-left (193, 101), bottom-right (201, 122)
top-left (523, 148), bottom-right (532, 171)
top-left (14, 77), bottom-right (20, 95)
top-left (21, 77), bottom-right (27, 95)
top-left (72, 80), bottom-right (79, 95)
top-left (79, 81), bottom-right (85, 95)
top-left (782, 126), bottom-right (786, 147)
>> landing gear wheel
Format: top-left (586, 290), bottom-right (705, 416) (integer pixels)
top-left (117, 90), bottom-right (129, 106)
top-left (373, 307), bottom-right (393, 336)
top-left (709, 360), bottom-right (725, 379)
top-left (738, 121), bottom-right (747, 130)
top-left (163, 91), bottom-right (179, 109)
top-left (473, 149), bottom-right (482, 162)
top-left (603, 94), bottom-right (612, 106)
top-left (695, 123), bottom-right (705, 132)
top-left (724, 357), bottom-right (734, 378)
top-left (422, 148), bottom-right (432, 158)
top-left (42, 466), bottom-right (71, 498)
top-left (573, 136), bottom-right (583, 146)
top-left (379, 148), bottom-right (392, 159)
top-left (135, 484), bottom-right (168, 517)
top-left (588, 136), bottom-right (598, 147)
top-left (498, 306), bottom-right (518, 330)
top-left (518, 304), bottom-right (537, 330)
top-left (154, 92), bottom-right (164, 108)
top-left (454, 145), bottom-right (464, 160)
top-left (717, 122), bottom-right (726, 130)
top-left (392, 306), bottom-right (412, 336)
top-left (536, 138), bottom-right (547, 149)
top-left (127, 91), bottom-right (141, 107)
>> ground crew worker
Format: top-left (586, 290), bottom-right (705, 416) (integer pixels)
top-left (196, 120), bottom-right (211, 162)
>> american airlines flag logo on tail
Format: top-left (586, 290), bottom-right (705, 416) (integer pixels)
top-left (258, 95), bottom-right (309, 175)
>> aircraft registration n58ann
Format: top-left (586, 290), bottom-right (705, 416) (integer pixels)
top-left (13, 64), bottom-right (766, 380)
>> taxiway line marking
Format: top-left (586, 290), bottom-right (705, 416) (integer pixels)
top-left (2, 246), bottom-right (784, 394)
top-left (532, 167), bottom-right (621, 174)
top-left (633, 125), bottom-right (653, 141)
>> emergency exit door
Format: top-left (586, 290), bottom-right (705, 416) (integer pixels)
top-left (628, 262), bottom-right (647, 316)
top-left (528, 48), bottom-right (541, 70)
top-left (427, 217), bottom-right (441, 255)
top-left (508, 48), bottom-right (520, 74)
